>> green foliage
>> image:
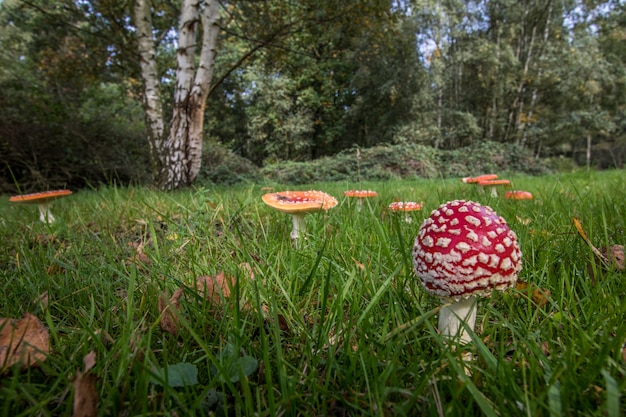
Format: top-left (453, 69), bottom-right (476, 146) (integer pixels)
top-left (199, 142), bottom-right (260, 185)
top-left (256, 142), bottom-right (550, 185)
top-left (0, 80), bottom-right (150, 193)
top-left (150, 362), bottom-right (199, 388)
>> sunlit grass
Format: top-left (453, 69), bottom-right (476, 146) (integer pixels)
top-left (1, 169), bottom-right (625, 416)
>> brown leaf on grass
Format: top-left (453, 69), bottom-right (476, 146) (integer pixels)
top-left (515, 282), bottom-right (551, 307)
top-left (0, 313), bottom-right (50, 373)
top-left (33, 291), bottom-right (49, 309)
top-left (239, 262), bottom-right (256, 281)
top-left (158, 272), bottom-right (240, 335)
top-left (72, 351), bottom-right (98, 417)
top-left (352, 258), bottom-right (366, 272)
top-left (196, 272), bottom-right (234, 305)
top-left (572, 217), bottom-right (610, 266)
top-left (603, 245), bottom-right (624, 270)
top-left (127, 252), bottom-right (150, 269)
top-left (83, 351), bottom-right (97, 373)
top-left (531, 287), bottom-right (551, 307)
top-left (158, 288), bottom-right (184, 335)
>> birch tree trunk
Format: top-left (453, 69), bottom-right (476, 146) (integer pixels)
top-left (133, 0), bottom-right (165, 177)
top-left (134, 0), bottom-right (220, 190)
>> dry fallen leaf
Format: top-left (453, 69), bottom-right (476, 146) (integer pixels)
top-left (33, 291), bottom-right (50, 309)
top-left (603, 244), bottom-right (624, 270)
top-left (158, 288), bottom-right (184, 335)
top-left (196, 272), bottom-right (234, 305)
top-left (572, 217), bottom-right (609, 266)
top-left (515, 281), bottom-right (551, 307)
top-left (72, 351), bottom-right (98, 417)
top-left (0, 313), bottom-right (50, 373)
top-left (158, 272), bottom-right (240, 335)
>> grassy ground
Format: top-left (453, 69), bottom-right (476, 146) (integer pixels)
top-left (0, 170), bottom-right (625, 416)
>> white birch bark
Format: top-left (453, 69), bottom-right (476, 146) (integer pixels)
top-left (133, 0), bottom-right (165, 178)
top-left (134, 0), bottom-right (220, 190)
top-left (164, 0), bottom-right (221, 189)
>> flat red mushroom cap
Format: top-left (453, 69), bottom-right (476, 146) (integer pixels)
top-left (505, 190), bottom-right (533, 200)
top-left (413, 200), bottom-right (522, 300)
top-left (388, 201), bottom-right (422, 211)
top-left (461, 174), bottom-right (498, 184)
top-left (477, 179), bottom-right (511, 187)
top-left (344, 190), bottom-right (378, 198)
top-left (262, 190), bottom-right (337, 214)
top-left (9, 190), bottom-right (73, 203)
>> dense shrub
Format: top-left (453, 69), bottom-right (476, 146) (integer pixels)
top-left (259, 144), bottom-right (441, 185)
top-left (0, 82), bottom-right (151, 194)
top-left (199, 143), bottom-right (260, 185)
top-left (439, 141), bottom-right (551, 178)
top-left (255, 141), bottom-right (550, 184)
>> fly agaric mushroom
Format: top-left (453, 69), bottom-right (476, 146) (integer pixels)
top-left (413, 200), bottom-right (522, 355)
top-left (9, 190), bottom-right (73, 224)
top-left (478, 179), bottom-right (511, 197)
top-left (388, 201), bottom-right (422, 223)
top-left (344, 190), bottom-right (378, 211)
top-left (262, 190), bottom-right (337, 242)
top-left (505, 190), bottom-right (533, 200)
top-left (461, 174), bottom-right (498, 184)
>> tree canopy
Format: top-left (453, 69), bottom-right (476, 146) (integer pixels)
top-left (1, 0), bottom-right (624, 191)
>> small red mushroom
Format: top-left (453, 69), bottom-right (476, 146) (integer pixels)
top-left (262, 190), bottom-right (337, 243)
top-left (505, 190), bottom-right (533, 200)
top-left (9, 190), bottom-right (73, 224)
top-left (478, 179), bottom-right (511, 197)
top-left (388, 201), bottom-right (423, 223)
top-left (413, 200), bottom-right (522, 355)
top-left (461, 174), bottom-right (499, 184)
top-left (344, 190), bottom-right (378, 211)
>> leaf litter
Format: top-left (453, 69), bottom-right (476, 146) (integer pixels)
top-left (0, 312), bottom-right (50, 374)
top-left (72, 351), bottom-right (98, 417)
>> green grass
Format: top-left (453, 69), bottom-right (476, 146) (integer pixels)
top-left (1, 170), bottom-right (625, 416)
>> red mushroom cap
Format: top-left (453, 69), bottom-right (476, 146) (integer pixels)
top-left (388, 201), bottom-right (422, 211)
top-left (413, 200), bottom-right (522, 300)
top-left (262, 190), bottom-right (337, 214)
top-left (505, 190), bottom-right (533, 200)
top-left (9, 189), bottom-right (72, 203)
top-left (477, 179), bottom-right (511, 187)
top-left (461, 174), bottom-right (498, 184)
top-left (344, 190), bottom-right (378, 198)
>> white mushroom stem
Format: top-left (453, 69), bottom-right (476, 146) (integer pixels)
top-left (438, 296), bottom-right (478, 345)
top-left (488, 186), bottom-right (498, 197)
top-left (357, 198), bottom-right (364, 211)
top-left (37, 203), bottom-right (55, 224)
top-left (290, 213), bottom-right (307, 241)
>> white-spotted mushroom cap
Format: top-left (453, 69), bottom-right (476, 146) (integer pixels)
top-left (413, 200), bottom-right (522, 300)
top-left (262, 190), bottom-right (337, 214)
top-left (388, 201), bottom-right (422, 211)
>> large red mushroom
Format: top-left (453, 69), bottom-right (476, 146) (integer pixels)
top-left (413, 200), bottom-right (522, 352)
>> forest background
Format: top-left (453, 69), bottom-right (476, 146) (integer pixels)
top-left (1, 0), bottom-right (624, 193)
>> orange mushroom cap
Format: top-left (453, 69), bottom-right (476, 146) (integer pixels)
top-left (461, 174), bottom-right (499, 184)
top-left (344, 190), bottom-right (378, 198)
top-left (9, 190), bottom-right (73, 203)
top-left (262, 190), bottom-right (338, 214)
top-left (505, 190), bottom-right (533, 200)
top-left (477, 179), bottom-right (511, 187)
top-left (388, 201), bottom-right (423, 211)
